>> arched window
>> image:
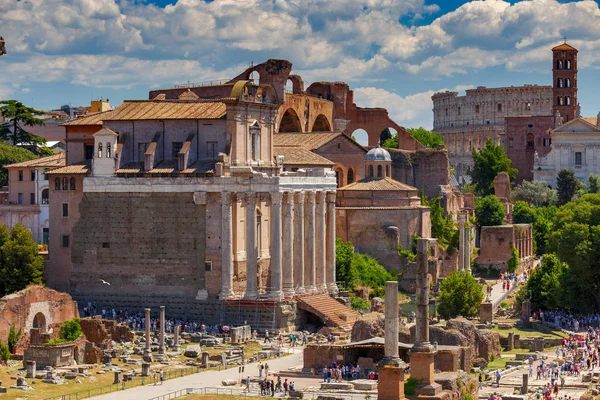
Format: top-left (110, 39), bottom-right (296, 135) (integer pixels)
top-left (557, 60), bottom-right (563, 69)
top-left (369, 165), bottom-right (374, 177)
top-left (98, 142), bottom-right (102, 158)
top-left (566, 60), bottom-right (571, 69)
top-left (566, 78), bottom-right (571, 88)
top-left (566, 96), bottom-right (571, 106)
top-left (249, 122), bottom-right (260, 161)
top-left (106, 142), bottom-right (111, 158)
top-left (386, 165), bottom-right (390, 177)
top-left (526, 133), bottom-right (534, 148)
top-left (377, 165), bottom-right (383, 177)
top-left (54, 178), bottom-right (60, 190)
top-left (347, 168), bottom-right (354, 184)
top-left (557, 78), bottom-right (563, 88)
top-left (70, 177), bottom-right (76, 190)
top-left (62, 177), bottom-right (68, 190)
top-left (558, 96), bottom-right (563, 106)
top-left (41, 188), bottom-right (49, 204)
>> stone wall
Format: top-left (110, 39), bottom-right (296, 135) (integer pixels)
top-left (79, 317), bottom-right (134, 347)
top-left (475, 224), bottom-right (533, 273)
top-left (387, 149), bottom-right (450, 198)
top-left (23, 335), bottom-right (85, 368)
top-left (68, 192), bottom-right (207, 299)
top-left (0, 285), bottom-right (79, 345)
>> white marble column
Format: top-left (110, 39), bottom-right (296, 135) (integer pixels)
top-left (219, 192), bottom-right (235, 300)
top-left (458, 214), bottom-right (465, 271)
top-left (315, 191), bottom-right (327, 293)
top-left (465, 225), bottom-right (471, 273)
top-left (305, 190), bottom-right (317, 294)
top-left (326, 191), bottom-right (338, 295)
top-left (269, 192), bottom-right (283, 300)
top-left (294, 192), bottom-right (305, 295)
top-left (244, 193), bottom-right (258, 299)
top-left (282, 192), bottom-right (295, 298)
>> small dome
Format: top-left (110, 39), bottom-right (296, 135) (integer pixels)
top-left (365, 145), bottom-right (391, 161)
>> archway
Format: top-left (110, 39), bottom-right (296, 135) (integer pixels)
top-left (380, 127), bottom-right (397, 146)
top-left (279, 108), bottom-right (302, 133)
top-left (347, 168), bottom-right (355, 185)
top-left (285, 79), bottom-right (293, 94)
top-left (33, 312), bottom-right (47, 333)
top-left (312, 114), bottom-right (331, 132)
top-left (351, 129), bottom-right (369, 146)
top-left (249, 71), bottom-right (260, 83)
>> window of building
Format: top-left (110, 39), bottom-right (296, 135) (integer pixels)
top-left (475, 105), bottom-right (480, 113)
top-left (205, 261), bottom-right (213, 272)
top-left (30, 193), bottom-right (35, 205)
top-left (575, 151), bottom-right (583, 166)
top-left (206, 141), bottom-right (218, 159)
top-left (566, 60), bottom-right (572, 69)
top-left (377, 165), bottom-right (383, 177)
top-left (41, 188), bottom-right (49, 204)
top-left (566, 78), bottom-right (571, 88)
top-left (557, 78), bottom-right (563, 88)
top-left (31, 171), bottom-right (36, 181)
top-left (62, 203), bottom-right (69, 218)
top-left (466, 122), bottom-right (469, 125)
top-left (18, 193), bottom-right (22, 204)
top-left (42, 228), bottom-right (49, 245)
top-left (106, 142), bottom-right (111, 158)
top-left (369, 165), bottom-right (374, 177)
top-left (102, 242), bottom-right (110, 249)
top-left (526, 103), bottom-right (531, 111)
top-left (70, 177), bottom-right (76, 191)
top-left (385, 165), bottom-right (389, 177)
top-left (347, 168), bottom-right (354, 184)
top-left (543, 138), bottom-right (552, 147)
top-left (62, 177), bottom-right (68, 190)
top-left (558, 96), bottom-right (563, 106)
top-left (61, 235), bottom-right (70, 248)
top-left (526, 134), bottom-right (534, 148)
top-left (566, 96), bottom-right (571, 106)
top-left (98, 142), bottom-right (102, 158)
top-left (445, 108), bottom-right (448, 117)
top-left (85, 144), bottom-right (94, 160)
top-left (497, 104), bottom-right (502, 112)
top-left (18, 170), bottom-right (23, 181)
top-left (509, 138), bottom-right (514, 148)
top-left (557, 60), bottom-right (563, 69)
top-left (55, 178), bottom-right (61, 190)
top-left (337, 143), bottom-right (341, 149)
top-left (172, 142), bottom-right (183, 159)
top-left (487, 121), bottom-right (490, 125)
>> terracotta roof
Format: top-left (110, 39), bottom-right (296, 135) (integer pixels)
top-left (5, 153), bottom-right (65, 169)
top-left (582, 117), bottom-right (598, 126)
top-left (148, 159), bottom-right (178, 174)
top-left (61, 110), bottom-right (113, 126)
top-left (116, 160), bottom-right (216, 175)
top-left (104, 101), bottom-right (226, 121)
top-left (49, 160), bottom-right (91, 175)
top-left (338, 177), bottom-right (417, 192)
top-left (116, 162), bottom-right (144, 174)
top-left (274, 132), bottom-right (346, 150)
top-left (552, 43), bottom-right (577, 51)
top-left (275, 147), bottom-right (334, 166)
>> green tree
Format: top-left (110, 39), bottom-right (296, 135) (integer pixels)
top-left (0, 143), bottom-right (37, 186)
top-left (422, 196), bottom-right (456, 247)
top-left (336, 238), bottom-right (358, 290)
top-left (0, 342), bottom-right (9, 361)
top-left (507, 247), bottom-right (519, 273)
top-left (407, 127), bottom-right (444, 149)
top-left (0, 223), bottom-right (44, 296)
top-left (512, 201), bottom-right (537, 224)
top-left (60, 104), bottom-right (71, 116)
top-left (589, 174), bottom-right (600, 194)
top-left (511, 180), bottom-right (557, 207)
top-left (7, 326), bottom-right (21, 353)
top-left (438, 271), bottom-right (484, 319)
top-left (58, 319), bottom-right (83, 342)
top-left (475, 195), bottom-right (506, 227)
top-left (470, 141), bottom-right (518, 196)
top-left (556, 169), bottom-right (578, 205)
top-left (0, 100), bottom-right (46, 146)
top-left (380, 128), bottom-right (393, 145)
top-left (525, 254), bottom-right (568, 311)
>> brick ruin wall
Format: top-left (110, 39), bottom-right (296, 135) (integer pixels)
top-left (388, 149), bottom-right (450, 198)
top-left (69, 192), bottom-right (207, 301)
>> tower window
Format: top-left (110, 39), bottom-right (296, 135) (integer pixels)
top-left (369, 165), bottom-right (374, 177)
top-left (62, 177), bottom-right (68, 190)
top-left (526, 134), bottom-right (534, 148)
top-left (566, 96), bottom-right (571, 106)
top-left (377, 165), bottom-right (382, 177)
top-left (475, 105), bottom-right (480, 113)
top-left (566, 78), bottom-right (571, 88)
top-left (347, 168), bottom-right (354, 184)
top-left (557, 60), bottom-right (563, 70)
top-left (566, 60), bottom-right (572, 69)
top-left (497, 104), bottom-right (502, 112)
top-left (106, 142), bottom-right (111, 158)
top-left (557, 78), bottom-right (563, 88)
top-left (97, 142), bottom-right (102, 158)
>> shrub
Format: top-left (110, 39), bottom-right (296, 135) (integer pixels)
top-left (350, 295), bottom-right (370, 311)
top-left (404, 377), bottom-right (422, 395)
top-left (507, 247), bottom-right (519, 273)
top-left (7, 326), bottom-right (21, 353)
top-left (438, 271), bottom-right (484, 319)
top-left (58, 318), bottom-right (82, 342)
top-left (0, 342), bottom-right (9, 362)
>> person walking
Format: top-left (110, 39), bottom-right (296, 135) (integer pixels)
top-left (264, 330), bottom-right (271, 344)
top-left (159, 369), bottom-right (164, 385)
top-left (258, 361), bottom-right (264, 378)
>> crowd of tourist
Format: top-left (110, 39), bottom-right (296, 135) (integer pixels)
top-left (536, 310), bottom-right (600, 332)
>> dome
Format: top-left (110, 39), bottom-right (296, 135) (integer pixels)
top-left (365, 145), bottom-right (391, 161)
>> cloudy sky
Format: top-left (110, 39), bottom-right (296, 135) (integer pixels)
top-left (1, 0), bottom-right (599, 132)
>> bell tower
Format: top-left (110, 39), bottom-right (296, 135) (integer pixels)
top-left (552, 41), bottom-right (578, 123)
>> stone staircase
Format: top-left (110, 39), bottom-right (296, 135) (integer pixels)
top-left (296, 294), bottom-right (360, 331)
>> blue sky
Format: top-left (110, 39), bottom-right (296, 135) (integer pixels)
top-left (1, 0), bottom-right (599, 131)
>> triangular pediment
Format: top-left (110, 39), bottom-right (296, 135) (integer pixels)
top-left (552, 118), bottom-right (600, 134)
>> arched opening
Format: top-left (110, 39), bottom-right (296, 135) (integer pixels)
top-left (558, 96), bottom-right (563, 106)
top-left (347, 168), bottom-right (354, 185)
top-left (566, 96), bottom-right (571, 106)
top-left (566, 60), bottom-right (572, 69)
top-left (279, 108), bottom-right (302, 133)
top-left (311, 114), bottom-right (331, 132)
top-left (380, 127), bottom-right (397, 146)
top-left (526, 133), bottom-right (535, 149)
top-left (377, 165), bottom-right (383, 177)
top-left (557, 60), bottom-right (563, 69)
top-left (351, 129), bottom-right (369, 146)
top-left (41, 188), bottom-right (49, 204)
top-left (249, 71), bottom-right (260, 83)
top-left (368, 165), bottom-right (374, 178)
top-left (249, 121), bottom-right (261, 161)
top-left (557, 78), bottom-right (563, 88)
top-left (335, 168), bottom-right (344, 188)
top-left (62, 177), bottom-right (68, 190)
top-left (285, 79), bottom-right (293, 94)
top-left (106, 142), bottom-right (111, 158)
top-left (566, 78), bottom-right (571, 88)
top-left (54, 178), bottom-right (60, 191)
top-left (70, 177), bottom-right (76, 191)
top-left (97, 142), bottom-right (102, 158)
top-left (385, 165), bottom-right (390, 177)
top-left (33, 312), bottom-right (47, 333)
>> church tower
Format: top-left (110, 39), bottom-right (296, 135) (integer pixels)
top-left (552, 41), bottom-right (578, 123)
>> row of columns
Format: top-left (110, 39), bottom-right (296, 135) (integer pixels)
top-left (515, 228), bottom-right (533, 259)
top-left (220, 190), bottom-right (337, 300)
top-left (445, 132), bottom-right (501, 156)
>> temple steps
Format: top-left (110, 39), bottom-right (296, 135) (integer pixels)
top-left (296, 294), bottom-right (360, 331)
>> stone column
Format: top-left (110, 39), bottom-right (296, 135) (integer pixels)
top-left (294, 191), bottom-right (305, 295)
top-left (172, 324), bottom-right (181, 352)
top-left (269, 192), bottom-right (283, 300)
top-left (219, 192), bottom-right (235, 300)
top-left (458, 214), bottom-right (465, 271)
top-left (384, 281), bottom-right (399, 360)
top-left (158, 306), bottom-right (165, 355)
top-left (282, 192), bottom-right (295, 298)
top-left (378, 280), bottom-right (405, 400)
top-left (326, 191), bottom-right (338, 295)
top-left (305, 190), bottom-right (317, 294)
top-left (464, 224), bottom-right (471, 273)
top-left (244, 193), bottom-right (259, 299)
top-left (521, 373), bottom-right (528, 395)
top-left (315, 191), bottom-right (327, 293)
top-left (144, 308), bottom-right (152, 361)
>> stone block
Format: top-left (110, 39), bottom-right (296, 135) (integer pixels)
top-left (480, 303), bottom-right (493, 324)
top-left (0, 387), bottom-right (6, 393)
top-left (583, 373), bottom-right (592, 383)
top-left (289, 391), bottom-right (303, 399)
top-left (351, 379), bottom-right (377, 390)
top-left (320, 382), bottom-right (353, 390)
top-left (184, 345), bottom-right (201, 358)
top-left (222, 379), bottom-right (237, 386)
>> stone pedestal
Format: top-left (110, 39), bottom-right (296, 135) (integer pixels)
top-left (410, 349), bottom-right (437, 386)
top-left (507, 332), bottom-right (515, 351)
top-left (113, 371), bottom-right (121, 384)
top-left (25, 360), bottom-right (36, 378)
top-left (377, 365), bottom-right (405, 400)
top-left (521, 373), bottom-right (528, 394)
top-left (480, 302), bottom-right (493, 323)
top-left (141, 362), bottom-right (150, 377)
top-left (201, 351), bottom-right (209, 368)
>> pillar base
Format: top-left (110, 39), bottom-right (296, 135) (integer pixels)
top-left (244, 292), bottom-right (259, 300)
top-left (282, 288), bottom-right (295, 298)
top-left (305, 285), bottom-right (318, 294)
top-left (219, 290), bottom-right (236, 300)
top-left (416, 383), bottom-right (442, 396)
top-left (269, 290), bottom-right (283, 300)
top-left (377, 362), bottom-right (405, 400)
top-left (409, 348), bottom-right (436, 386)
top-left (294, 287), bottom-right (306, 297)
top-left (317, 284), bottom-right (328, 294)
top-left (327, 283), bottom-right (339, 296)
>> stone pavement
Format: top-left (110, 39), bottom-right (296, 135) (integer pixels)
top-left (93, 349), bottom-right (304, 400)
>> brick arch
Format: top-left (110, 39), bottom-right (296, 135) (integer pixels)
top-left (279, 108), bottom-right (302, 133)
top-left (311, 114), bottom-right (332, 132)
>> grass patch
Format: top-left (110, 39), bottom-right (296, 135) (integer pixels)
top-left (490, 323), bottom-right (568, 339)
top-left (485, 358), bottom-right (508, 370)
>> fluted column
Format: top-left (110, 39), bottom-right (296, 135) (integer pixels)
top-left (294, 192), bottom-right (305, 295)
top-left (269, 192), bottom-right (283, 300)
top-left (219, 192), bottom-right (235, 300)
top-left (315, 191), bottom-right (327, 293)
top-left (458, 214), bottom-right (465, 271)
top-left (282, 192), bottom-right (295, 298)
top-left (305, 190), bottom-right (317, 294)
top-left (326, 191), bottom-right (338, 295)
top-left (244, 193), bottom-right (258, 299)
top-left (158, 306), bottom-right (165, 354)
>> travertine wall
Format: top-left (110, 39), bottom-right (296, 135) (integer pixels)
top-left (68, 192), bottom-right (207, 298)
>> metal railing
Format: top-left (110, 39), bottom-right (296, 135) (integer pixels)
top-left (174, 79), bottom-right (229, 88)
top-left (149, 387), bottom-right (374, 400)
